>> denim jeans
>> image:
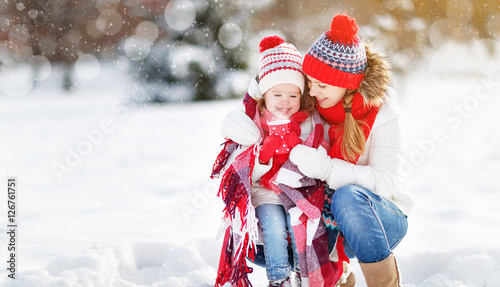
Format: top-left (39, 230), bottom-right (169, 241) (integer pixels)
top-left (255, 204), bottom-right (298, 280)
top-left (329, 185), bottom-right (408, 263)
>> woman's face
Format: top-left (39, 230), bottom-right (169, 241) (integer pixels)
top-left (264, 83), bottom-right (301, 119)
top-left (307, 76), bottom-right (346, 108)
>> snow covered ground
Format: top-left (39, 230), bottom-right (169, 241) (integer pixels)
top-left (0, 41), bottom-right (500, 286)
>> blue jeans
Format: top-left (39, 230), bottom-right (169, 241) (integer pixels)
top-left (329, 185), bottom-right (408, 263)
top-left (255, 204), bottom-right (298, 280)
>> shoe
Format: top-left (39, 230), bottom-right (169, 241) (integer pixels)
top-left (359, 254), bottom-right (401, 287)
top-left (269, 277), bottom-right (292, 287)
top-left (291, 272), bottom-right (301, 287)
top-left (336, 262), bottom-right (355, 287)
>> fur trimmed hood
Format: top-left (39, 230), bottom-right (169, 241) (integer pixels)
top-left (357, 43), bottom-right (392, 107)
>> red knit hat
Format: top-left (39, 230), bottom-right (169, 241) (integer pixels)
top-left (303, 14), bottom-right (367, 89)
top-left (258, 36), bottom-right (305, 95)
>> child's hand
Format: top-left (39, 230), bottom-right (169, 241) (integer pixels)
top-left (284, 132), bottom-right (302, 149)
top-left (259, 134), bottom-right (281, 163)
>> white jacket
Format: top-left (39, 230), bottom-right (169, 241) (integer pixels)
top-left (221, 100), bottom-right (414, 215)
top-left (323, 98), bottom-right (415, 216)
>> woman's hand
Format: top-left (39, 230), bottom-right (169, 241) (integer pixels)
top-left (290, 145), bottom-right (332, 180)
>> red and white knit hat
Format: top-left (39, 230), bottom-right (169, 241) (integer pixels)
top-left (258, 36), bottom-right (305, 95)
top-left (303, 14), bottom-right (367, 89)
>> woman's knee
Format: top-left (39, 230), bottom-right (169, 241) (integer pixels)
top-left (330, 185), bottom-right (375, 226)
top-left (331, 185), bottom-right (369, 207)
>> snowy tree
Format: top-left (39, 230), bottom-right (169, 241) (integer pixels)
top-left (1, 0), bottom-right (144, 91)
top-left (128, 0), bottom-right (253, 103)
top-left (2, 0), bottom-right (498, 99)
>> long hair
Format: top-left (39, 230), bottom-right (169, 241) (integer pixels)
top-left (339, 89), bottom-right (368, 162)
top-left (338, 43), bottom-right (390, 162)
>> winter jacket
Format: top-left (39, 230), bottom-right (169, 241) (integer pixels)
top-left (221, 99), bottom-right (414, 216)
top-left (221, 45), bottom-right (414, 215)
top-left (317, 44), bottom-right (414, 215)
top-left (322, 97), bottom-right (414, 215)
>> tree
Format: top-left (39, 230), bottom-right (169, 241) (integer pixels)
top-left (129, 0), bottom-right (252, 103)
top-left (2, 0), bottom-right (144, 91)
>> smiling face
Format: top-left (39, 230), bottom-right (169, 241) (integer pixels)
top-left (307, 76), bottom-right (347, 108)
top-left (263, 83), bottom-right (302, 119)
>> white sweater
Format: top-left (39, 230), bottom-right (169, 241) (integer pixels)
top-left (323, 98), bottom-right (415, 216)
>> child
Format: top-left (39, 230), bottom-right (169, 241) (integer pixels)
top-left (213, 36), bottom-right (344, 287)
top-left (250, 35), bottom-right (312, 287)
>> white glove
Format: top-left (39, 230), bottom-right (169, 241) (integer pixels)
top-left (221, 109), bottom-right (261, 146)
top-left (248, 78), bottom-right (262, 99)
top-left (290, 145), bottom-right (332, 181)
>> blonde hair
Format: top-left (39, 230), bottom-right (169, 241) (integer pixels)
top-left (340, 90), bottom-right (368, 162)
top-left (338, 43), bottom-right (390, 162)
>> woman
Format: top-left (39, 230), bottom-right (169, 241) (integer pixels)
top-left (222, 14), bottom-right (414, 287)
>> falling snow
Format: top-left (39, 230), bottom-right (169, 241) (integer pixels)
top-left (0, 0), bottom-right (499, 286)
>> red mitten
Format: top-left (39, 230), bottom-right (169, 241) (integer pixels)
top-left (284, 132), bottom-right (302, 149)
top-left (259, 134), bottom-right (282, 163)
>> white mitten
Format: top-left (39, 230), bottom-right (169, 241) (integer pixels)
top-left (248, 78), bottom-right (262, 99)
top-left (221, 109), bottom-right (261, 146)
top-left (290, 145), bottom-right (332, 180)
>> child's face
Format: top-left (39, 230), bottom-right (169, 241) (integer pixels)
top-left (264, 83), bottom-right (301, 119)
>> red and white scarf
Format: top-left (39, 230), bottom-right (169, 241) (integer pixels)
top-left (212, 94), bottom-right (347, 287)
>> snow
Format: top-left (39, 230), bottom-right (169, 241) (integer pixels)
top-left (0, 41), bottom-right (500, 286)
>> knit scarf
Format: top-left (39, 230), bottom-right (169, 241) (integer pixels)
top-left (212, 93), bottom-right (347, 287)
top-left (316, 92), bottom-right (379, 163)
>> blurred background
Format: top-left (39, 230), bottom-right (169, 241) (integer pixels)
top-left (1, 0), bottom-right (498, 102)
top-left (1, 1), bottom-right (500, 286)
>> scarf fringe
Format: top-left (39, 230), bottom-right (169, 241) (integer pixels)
top-left (215, 147), bottom-right (258, 287)
top-left (232, 233), bottom-right (255, 287)
top-left (215, 227), bottom-right (234, 287)
top-left (217, 147), bottom-right (255, 226)
top-left (215, 226), bottom-right (257, 287)
top-left (214, 107), bottom-right (345, 286)
top-left (218, 166), bottom-right (248, 220)
top-left (211, 140), bottom-right (238, 179)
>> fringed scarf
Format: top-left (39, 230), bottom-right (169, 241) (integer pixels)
top-left (316, 92), bottom-right (379, 163)
top-left (212, 93), bottom-right (347, 287)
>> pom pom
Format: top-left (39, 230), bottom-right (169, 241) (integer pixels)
top-left (328, 14), bottom-right (359, 45)
top-left (259, 36), bottom-right (285, 53)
